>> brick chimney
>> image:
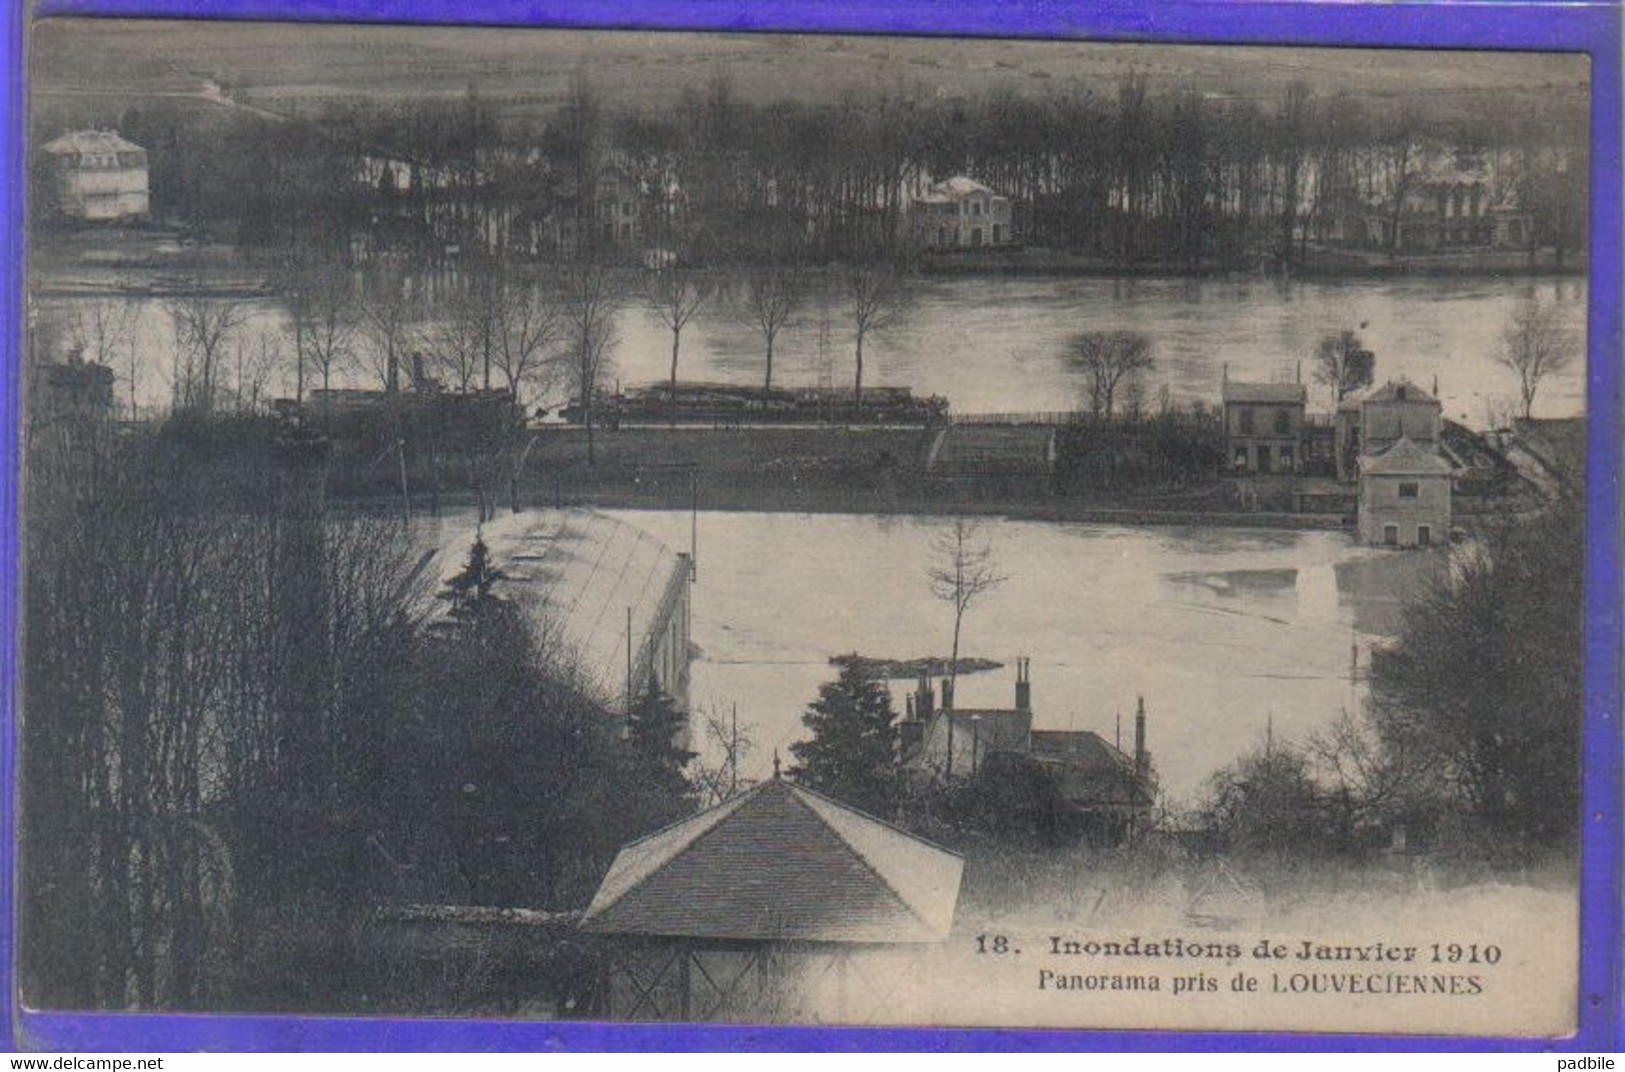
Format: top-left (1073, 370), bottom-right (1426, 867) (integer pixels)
top-left (941, 677), bottom-right (955, 711)
top-left (1014, 657), bottom-right (1031, 711)
top-left (916, 669), bottom-right (935, 720)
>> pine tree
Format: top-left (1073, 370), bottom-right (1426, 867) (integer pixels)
top-left (626, 682), bottom-right (698, 822)
top-left (789, 663), bottom-right (899, 816)
top-left (441, 533), bottom-right (507, 625)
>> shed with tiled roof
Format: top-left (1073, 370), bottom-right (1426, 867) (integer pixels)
top-left (581, 777), bottom-right (962, 944)
top-left (580, 777), bottom-right (964, 1021)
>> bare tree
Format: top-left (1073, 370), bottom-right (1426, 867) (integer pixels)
top-left (67, 297), bottom-right (139, 416)
top-left (691, 704), bottom-right (757, 807)
top-left (69, 297), bottom-right (137, 368)
top-left (1376, 105), bottom-right (1423, 257)
top-left (737, 265), bottom-right (804, 392)
top-left (277, 256), bottom-right (359, 414)
top-left (644, 267), bottom-right (713, 416)
top-left (359, 270), bottom-right (419, 392)
top-left (166, 293), bottom-right (246, 415)
top-left (926, 518), bottom-right (1008, 713)
top-left (428, 289), bottom-right (487, 393)
top-left (1495, 299), bottom-right (1579, 420)
top-left (295, 266), bottom-right (359, 403)
top-left (843, 259), bottom-right (913, 408)
top-left (1274, 82), bottom-right (1315, 266)
top-left (1066, 330), bottom-right (1155, 418)
top-left (556, 262), bottom-right (623, 466)
top-left (1313, 329), bottom-right (1376, 402)
top-left (491, 270), bottom-right (561, 412)
top-left (230, 332), bottom-right (282, 414)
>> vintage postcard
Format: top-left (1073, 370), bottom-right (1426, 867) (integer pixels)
top-left (18, 17), bottom-right (1592, 1040)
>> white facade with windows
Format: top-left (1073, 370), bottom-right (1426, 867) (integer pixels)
top-left (910, 176), bottom-right (1015, 249)
top-left (41, 130), bottom-right (150, 222)
top-left (1222, 380), bottom-right (1307, 475)
top-left (1356, 437), bottom-right (1453, 548)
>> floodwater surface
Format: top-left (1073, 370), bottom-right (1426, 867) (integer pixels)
top-left (605, 509), bottom-right (1436, 803)
top-left (39, 272), bottom-right (1586, 425)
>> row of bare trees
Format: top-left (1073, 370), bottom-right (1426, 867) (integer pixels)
top-left (273, 255), bottom-right (918, 435)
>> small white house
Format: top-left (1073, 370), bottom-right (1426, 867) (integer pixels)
top-left (910, 176), bottom-right (1015, 250)
top-left (1357, 437), bottom-right (1453, 549)
top-left (41, 130), bottom-right (150, 222)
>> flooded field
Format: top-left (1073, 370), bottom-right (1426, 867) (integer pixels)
top-left (37, 272), bottom-right (1586, 426)
top-left (599, 509), bottom-right (1436, 803)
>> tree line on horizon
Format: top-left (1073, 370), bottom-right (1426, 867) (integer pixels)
top-left (32, 69), bottom-right (1589, 272)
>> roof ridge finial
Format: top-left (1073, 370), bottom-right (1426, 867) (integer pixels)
top-left (773, 750), bottom-right (782, 780)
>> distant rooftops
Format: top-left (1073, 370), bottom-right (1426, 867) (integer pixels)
top-left (1360, 436), bottom-right (1454, 476)
top-left (916, 175), bottom-right (1001, 203)
top-left (1024, 730), bottom-right (1153, 808)
top-left (1221, 381), bottom-right (1307, 406)
top-left (42, 130), bottom-right (146, 156)
top-left (1337, 378), bottom-right (1440, 412)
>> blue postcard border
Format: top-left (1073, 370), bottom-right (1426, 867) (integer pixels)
top-left (2, 0), bottom-right (1619, 1053)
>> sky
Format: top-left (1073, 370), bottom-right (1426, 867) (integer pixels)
top-left (30, 18), bottom-right (1588, 120)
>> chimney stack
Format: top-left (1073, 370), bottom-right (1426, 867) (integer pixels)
top-left (1014, 657), bottom-right (1031, 711)
top-left (941, 678), bottom-right (955, 711)
top-left (917, 670), bottom-right (935, 719)
top-left (1134, 695), bottom-right (1149, 776)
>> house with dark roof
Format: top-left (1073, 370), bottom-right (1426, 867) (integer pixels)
top-left (1356, 437), bottom-right (1454, 548)
top-left (1335, 378), bottom-right (1443, 481)
top-left (901, 662), bottom-right (1157, 844)
top-left (1221, 378), bottom-right (1308, 475)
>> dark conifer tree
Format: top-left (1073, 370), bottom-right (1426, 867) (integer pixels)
top-left (789, 663), bottom-right (899, 816)
top-left (441, 533), bottom-right (507, 626)
top-left (624, 682), bottom-right (698, 826)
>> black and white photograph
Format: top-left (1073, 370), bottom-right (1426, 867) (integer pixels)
top-left (19, 18), bottom-right (1590, 1035)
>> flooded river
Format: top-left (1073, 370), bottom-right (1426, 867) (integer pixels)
top-left (600, 509), bottom-right (1434, 803)
top-left (38, 272), bottom-right (1586, 425)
